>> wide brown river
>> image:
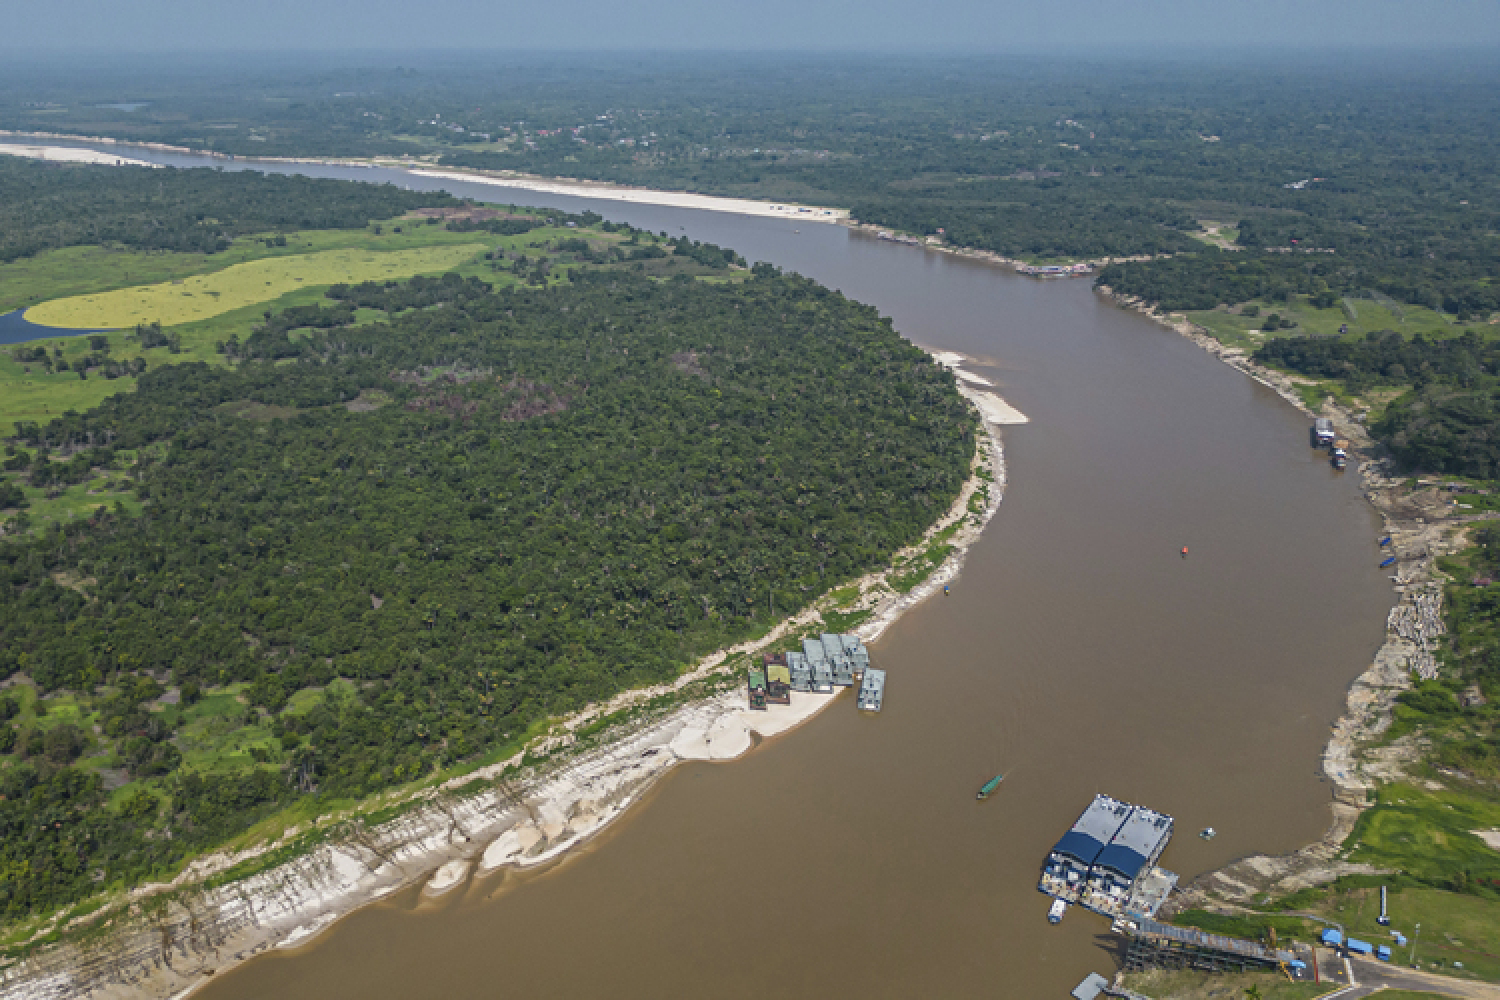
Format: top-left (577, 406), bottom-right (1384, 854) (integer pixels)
top-left (74, 149), bottom-right (1395, 998)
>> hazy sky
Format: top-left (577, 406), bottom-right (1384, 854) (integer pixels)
top-left (9, 0), bottom-right (1500, 52)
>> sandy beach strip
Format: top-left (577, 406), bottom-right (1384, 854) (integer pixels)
top-left (930, 350), bottom-right (1029, 424)
top-left (402, 167), bottom-right (848, 221)
top-left (0, 143), bottom-right (159, 168)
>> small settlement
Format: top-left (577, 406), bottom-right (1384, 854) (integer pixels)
top-left (751, 633), bottom-right (883, 712)
top-left (1015, 262), bottom-right (1092, 277)
top-left (1039, 794), bottom-right (1178, 920)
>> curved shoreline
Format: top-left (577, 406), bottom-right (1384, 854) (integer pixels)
top-left (1, 359), bottom-right (1011, 1000)
top-left (1096, 285), bottom-right (1472, 914)
top-left (0, 132), bottom-right (1393, 973)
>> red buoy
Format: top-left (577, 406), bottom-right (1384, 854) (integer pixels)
top-left (1181, 546), bottom-right (1189, 557)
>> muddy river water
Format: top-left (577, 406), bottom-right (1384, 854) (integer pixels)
top-left (65, 148), bottom-right (1395, 998)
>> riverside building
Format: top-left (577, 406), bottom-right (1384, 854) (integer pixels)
top-left (1039, 795), bottom-right (1134, 903)
top-left (1081, 805), bottom-right (1174, 916)
top-left (1039, 795), bottom-right (1176, 918)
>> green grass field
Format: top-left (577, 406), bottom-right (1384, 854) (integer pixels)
top-left (1306, 886), bottom-right (1500, 982)
top-left (0, 221), bottom-right (610, 436)
top-left (1344, 783), bottom-right (1500, 882)
top-left (1186, 294), bottom-right (1465, 353)
top-left (26, 242), bottom-right (487, 328)
top-left (1120, 967), bottom-right (1330, 1000)
top-left (0, 219), bottom-right (517, 316)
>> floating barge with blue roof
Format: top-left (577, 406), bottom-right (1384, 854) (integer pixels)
top-left (1039, 794), bottom-right (1178, 919)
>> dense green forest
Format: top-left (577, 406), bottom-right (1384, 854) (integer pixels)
top-left (1250, 332), bottom-right (1500, 476)
top-left (0, 266), bottom-right (974, 919)
top-left (6, 55), bottom-right (1499, 305)
top-left (0, 158), bottom-right (455, 263)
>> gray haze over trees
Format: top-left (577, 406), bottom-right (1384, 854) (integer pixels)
top-left (4, 0), bottom-right (1499, 52)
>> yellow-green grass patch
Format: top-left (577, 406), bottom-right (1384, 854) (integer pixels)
top-left (26, 243), bottom-right (487, 329)
top-left (15, 474), bottom-right (141, 530)
top-left (1187, 294), bottom-right (1464, 353)
top-left (0, 222), bottom-right (503, 316)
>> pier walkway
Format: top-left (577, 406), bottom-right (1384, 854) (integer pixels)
top-left (1115, 917), bottom-right (1298, 972)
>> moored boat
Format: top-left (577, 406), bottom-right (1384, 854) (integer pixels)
top-left (1047, 898), bottom-right (1068, 924)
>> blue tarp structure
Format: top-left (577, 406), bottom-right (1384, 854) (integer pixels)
top-left (1288, 960), bottom-right (1307, 970)
top-left (1320, 929), bottom-right (1343, 946)
top-left (1348, 938), bottom-right (1373, 955)
top-left (1377, 945), bottom-right (1392, 961)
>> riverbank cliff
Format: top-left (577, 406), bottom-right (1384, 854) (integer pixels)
top-left (0, 364), bottom-right (1012, 1000)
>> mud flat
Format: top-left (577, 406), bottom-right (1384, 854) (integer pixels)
top-left (0, 367), bottom-right (1008, 1000)
top-left (1097, 284), bottom-right (1485, 914)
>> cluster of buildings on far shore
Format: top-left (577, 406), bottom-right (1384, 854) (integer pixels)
top-left (747, 633), bottom-right (884, 711)
top-left (1016, 262), bottom-right (1092, 276)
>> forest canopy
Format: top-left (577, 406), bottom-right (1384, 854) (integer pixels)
top-left (0, 266), bottom-right (974, 918)
top-left (0, 158), bottom-right (456, 262)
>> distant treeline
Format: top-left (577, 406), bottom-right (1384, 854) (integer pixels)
top-left (10, 57), bottom-right (1500, 314)
top-left (0, 158), bottom-right (455, 262)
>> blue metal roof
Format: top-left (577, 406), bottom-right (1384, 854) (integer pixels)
top-left (1094, 843), bottom-right (1150, 880)
top-left (1052, 830), bottom-right (1109, 866)
top-left (1052, 795), bottom-right (1134, 865)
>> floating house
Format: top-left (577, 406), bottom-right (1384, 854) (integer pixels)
top-left (820, 633), bottom-right (856, 686)
top-left (802, 639), bottom-right (835, 692)
top-left (1039, 794), bottom-right (1134, 903)
top-left (1082, 804), bottom-right (1174, 913)
top-left (857, 668), bottom-right (886, 712)
top-left (746, 667), bottom-right (767, 710)
top-left (1312, 417), bottom-right (1336, 447)
top-left (786, 651), bottom-right (813, 692)
top-left (840, 634), bottom-right (871, 678)
top-left (764, 655), bottom-right (792, 705)
top-left (809, 658), bottom-right (834, 693)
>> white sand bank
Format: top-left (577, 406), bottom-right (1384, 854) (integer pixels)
top-left (930, 350), bottom-right (1029, 424)
top-left (953, 369), bottom-right (994, 386)
top-left (961, 388), bottom-right (1029, 425)
top-left (0, 143), bottom-right (159, 168)
top-left (403, 168), bottom-right (848, 221)
top-left (423, 859), bottom-right (471, 896)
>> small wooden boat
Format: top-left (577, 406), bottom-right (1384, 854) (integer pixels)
top-left (977, 775), bottom-right (1004, 800)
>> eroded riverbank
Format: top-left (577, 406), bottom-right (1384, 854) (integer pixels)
top-left (0, 142), bottom-right (1399, 999)
top-left (1098, 285), bottom-right (1482, 915)
top-left (1, 368), bottom-right (1012, 1000)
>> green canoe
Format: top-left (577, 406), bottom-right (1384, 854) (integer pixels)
top-left (977, 775), bottom-right (1004, 800)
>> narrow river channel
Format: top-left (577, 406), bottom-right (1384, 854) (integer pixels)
top-left (57, 146), bottom-right (1396, 997)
